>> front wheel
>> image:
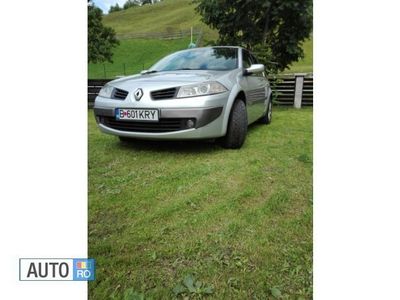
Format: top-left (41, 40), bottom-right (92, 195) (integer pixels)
top-left (259, 100), bottom-right (272, 124)
top-left (220, 99), bottom-right (248, 149)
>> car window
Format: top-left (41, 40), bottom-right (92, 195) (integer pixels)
top-left (242, 50), bottom-right (253, 68)
top-left (150, 48), bottom-right (238, 71)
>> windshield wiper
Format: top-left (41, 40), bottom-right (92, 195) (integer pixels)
top-left (174, 68), bottom-right (197, 71)
top-left (141, 70), bottom-right (158, 75)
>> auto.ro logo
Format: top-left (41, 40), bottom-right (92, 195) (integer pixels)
top-left (134, 88), bottom-right (143, 101)
top-left (19, 258), bottom-right (95, 281)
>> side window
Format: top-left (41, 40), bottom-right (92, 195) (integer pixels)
top-left (242, 50), bottom-right (253, 68)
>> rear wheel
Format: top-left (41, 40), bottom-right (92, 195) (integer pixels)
top-left (259, 99), bottom-right (272, 124)
top-left (220, 99), bottom-right (248, 149)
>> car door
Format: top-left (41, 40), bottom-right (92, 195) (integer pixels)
top-left (241, 50), bottom-right (269, 123)
top-left (250, 53), bottom-right (271, 119)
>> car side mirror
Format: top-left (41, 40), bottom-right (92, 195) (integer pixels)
top-left (243, 64), bottom-right (265, 76)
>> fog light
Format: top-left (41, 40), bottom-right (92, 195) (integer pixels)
top-left (186, 119), bottom-right (195, 128)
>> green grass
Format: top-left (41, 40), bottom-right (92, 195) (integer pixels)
top-left (88, 38), bottom-right (191, 79)
top-left (88, 108), bottom-right (313, 299)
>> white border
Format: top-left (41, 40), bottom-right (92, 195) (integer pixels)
top-left (1, 0), bottom-right (400, 299)
top-left (315, 0), bottom-right (400, 299)
top-left (0, 0), bottom-right (87, 299)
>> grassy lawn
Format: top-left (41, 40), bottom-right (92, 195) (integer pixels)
top-left (88, 108), bottom-right (313, 299)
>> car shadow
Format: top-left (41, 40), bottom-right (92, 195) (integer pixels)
top-left (115, 122), bottom-right (265, 153)
top-left (116, 138), bottom-right (221, 154)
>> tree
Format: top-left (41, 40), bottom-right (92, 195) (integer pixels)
top-left (88, 3), bottom-right (119, 64)
top-left (194, 0), bottom-right (312, 72)
top-left (123, 0), bottom-right (139, 10)
top-left (109, 3), bottom-right (122, 13)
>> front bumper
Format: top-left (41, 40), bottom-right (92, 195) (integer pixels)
top-left (94, 90), bottom-right (230, 140)
top-left (94, 106), bottom-right (225, 140)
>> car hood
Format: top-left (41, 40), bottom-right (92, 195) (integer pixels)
top-left (108, 70), bottom-right (234, 91)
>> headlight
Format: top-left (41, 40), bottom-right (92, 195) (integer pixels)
top-left (98, 84), bottom-right (114, 98)
top-left (177, 81), bottom-right (228, 98)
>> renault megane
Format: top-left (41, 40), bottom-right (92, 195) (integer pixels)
top-left (94, 46), bottom-right (272, 149)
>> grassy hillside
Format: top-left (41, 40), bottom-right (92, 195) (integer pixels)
top-left (88, 0), bottom-right (218, 79)
top-left (103, 0), bottom-right (218, 40)
top-left (88, 38), bottom-right (190, 78)
top-left (89, 36), bottom-right (313, 78)
top-left (88, 0), bottom-right (312, 78)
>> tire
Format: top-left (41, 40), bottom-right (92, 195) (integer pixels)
top-left (259, 99), bottom-right (272, 124)
top-left (220, 99), bottom-right (248, 149)
top-left (119, 136), bottom-right (134, 143)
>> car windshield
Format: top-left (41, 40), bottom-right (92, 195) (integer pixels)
top-left (149, 47), bottom-right (238, 72)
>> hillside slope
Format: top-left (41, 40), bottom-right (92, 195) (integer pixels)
top-left (103, 0), bottom-right (218, 40)
top-left (88, 38), bottom-right (190, 78)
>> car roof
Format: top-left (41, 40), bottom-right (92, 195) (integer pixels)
top-left (175, 46), bottom-right (243, 53)
top-left (207, 46), bottom-right (243, 49)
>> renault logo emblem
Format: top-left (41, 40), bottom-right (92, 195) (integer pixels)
top-left (134, 88), bottom-right (143, 101)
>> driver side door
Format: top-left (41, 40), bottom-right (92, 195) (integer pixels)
top-left (241, 50), bottom-right (269, 124)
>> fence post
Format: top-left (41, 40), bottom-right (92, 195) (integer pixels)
top-left (294, 73), bottom-right (306, 108)
top-left (103, 64), bottom-right (106, 78)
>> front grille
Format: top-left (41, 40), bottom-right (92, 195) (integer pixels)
top-left (112, 88), bottom-right (129, 100)
top-left (100, 116), bottom-right (193, 133)
top-left (151, 88), bottom-right (177, 100)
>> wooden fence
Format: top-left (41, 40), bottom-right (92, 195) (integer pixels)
top-left (269, 74), bottom-right (313, 107)
top-left (88, 74), bottom-right (313, 108)
top-left (117, 29), bottom-right (202, 40)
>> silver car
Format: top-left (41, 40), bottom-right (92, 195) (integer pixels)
top-left (94, 46), bottom-right (272, 149)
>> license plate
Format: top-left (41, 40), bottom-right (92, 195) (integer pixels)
top-left (116, 108), bottom-right (159, 121)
